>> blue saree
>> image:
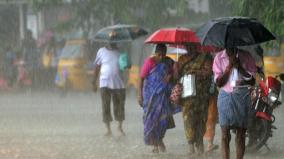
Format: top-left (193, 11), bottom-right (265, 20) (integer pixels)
top-left (143, 61), bottom-right (177, 145)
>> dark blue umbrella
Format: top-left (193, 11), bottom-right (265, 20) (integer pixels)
top-left (196, 17), bottom-right (276, 48)
top-left (92, 24), bottom-right (148, 43)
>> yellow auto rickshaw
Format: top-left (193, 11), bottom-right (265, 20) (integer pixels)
top-left (56, 39), bottom-right (93, 91)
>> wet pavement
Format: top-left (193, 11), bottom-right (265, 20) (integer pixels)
top-left (0, 90), bottom-right (283, 159)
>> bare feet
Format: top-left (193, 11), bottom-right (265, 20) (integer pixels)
top-left (104, 122), bottom-right (112, 137)
top-left (104, 131), bottom-right (112, 137)
top-left (188, 143), bottom-right (195, 158)
top-left (152, 146), bottom-right (159, 153)
top-left (118, 122), bottom-right (125, 137)
top-left (118, 127), bottom-right (126, 137)
top-left (158, 141), bottom-right (166, 153)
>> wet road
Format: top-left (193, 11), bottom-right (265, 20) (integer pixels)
top-left (0, 90), bottom-right (283, 159)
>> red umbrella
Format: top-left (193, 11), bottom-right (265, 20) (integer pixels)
top-left (145, 27), bottom-right (220, 52)
top-left (145, 28), bottom-right (199, 44)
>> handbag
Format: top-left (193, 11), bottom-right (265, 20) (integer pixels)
top-left (170, 82), bottom-right (183, 104)
top-left (170, 57), bottom-right (195, 104)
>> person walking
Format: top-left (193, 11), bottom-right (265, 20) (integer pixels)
top-left (3, 46), bottom-right (17, 87)
top-left (213, 48), bottom-right (257, 159)
top-left (92, 42), bottom-right (126, 137)
top-left (22, 30), bottom-right (39, 88)
top-left (203, 76), bottom-right (219, 153)
top-left (42, 37), bottom-right (57, 89)
top-left (138, 44), bottom-right (176, 153)
top-left (176, 44), bottom-right (213, 157)
top-left (204, 53), bottom-right (220, 153)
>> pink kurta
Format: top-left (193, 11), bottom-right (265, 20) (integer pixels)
top-left (212, 50), bottom-right (257, 93)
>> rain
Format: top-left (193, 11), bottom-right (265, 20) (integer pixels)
top-left (0, 0), bottom-right (284, 159)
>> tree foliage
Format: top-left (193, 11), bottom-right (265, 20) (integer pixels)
top-left (0, 5), bottom-right (19, 50)
top-left (31, 0), bottom-right (65, 11)
top-left (31, 0), bottom-right (190, 34)
top-left (208, 0), bottom-right (232, 18)
top-left (230, 0), bottom-right (284, 36)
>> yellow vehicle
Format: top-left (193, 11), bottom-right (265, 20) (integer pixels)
top-left (127, 65), bottom-right (140, 89)
top-left (263, 40), bottom-right (284, 77)
top-left (56, 39), bottom-right (92, 91)
top-left (263, 38), bottom-right (284, 99)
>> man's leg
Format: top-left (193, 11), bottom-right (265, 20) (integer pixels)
top-left (105, 122), bottom-right (111, 136)
top-left (100, 87), bottom-right (112, 136)
top-left (221, 126), bottom-right (231, 159)
top-left (236, 127), bottom-right (246, 159)
top-left (158, 139), bottom-right (166, 152)
top-left (113, 88), bottom-right (126, 136)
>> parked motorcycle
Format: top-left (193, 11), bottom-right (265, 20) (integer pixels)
top-left (247, 73), bottom-right (284, 152)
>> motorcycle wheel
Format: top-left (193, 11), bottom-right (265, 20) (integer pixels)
top-left (246, 118), bottom-right (271, 152)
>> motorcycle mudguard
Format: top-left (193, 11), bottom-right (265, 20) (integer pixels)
top-left (267, 76), bottom-right (281, 93)
top-left (256, 111), bottom-right (272, 121)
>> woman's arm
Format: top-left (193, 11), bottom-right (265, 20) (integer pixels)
top-left (137, 77), bottom-right (144, 107)
top-left (137, 57), bottom-right (154, 107)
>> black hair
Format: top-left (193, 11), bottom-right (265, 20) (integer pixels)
top-left (155, 43), bottom-right (167, 54)
top-left (226, 47), bottom-right (238, 56)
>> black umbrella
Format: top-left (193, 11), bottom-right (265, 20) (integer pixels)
top-left (92, 24), bottom-right (148, 43)
top-left (196, 17), bottom-right (276, 48)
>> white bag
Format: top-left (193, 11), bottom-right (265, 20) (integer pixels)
top-left (180, 74), bottom-right (196, 98)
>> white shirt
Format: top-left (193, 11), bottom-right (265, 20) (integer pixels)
top-left (229, 68), bottom-right (240, 87)
top-left (94, 47), bottom-right (125, 89)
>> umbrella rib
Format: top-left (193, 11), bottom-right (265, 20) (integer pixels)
top-left (201, 21), bottom-right (215, 46)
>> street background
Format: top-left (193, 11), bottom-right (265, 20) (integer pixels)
top-left (0, 90), bottom-right (283, 159)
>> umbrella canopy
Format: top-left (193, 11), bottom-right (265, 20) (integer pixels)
top-left (196, 17), bottom-right (276, 48)
top-left (92, 24), bottom-right (148, 43)
top-left (167, 46), bottom-right (187, 54)
top-left (145, 28), bottom-right (200, 44)
top-left (167, 46), bottom-right (187, 61)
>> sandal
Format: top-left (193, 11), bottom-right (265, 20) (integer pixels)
top-left (206, 144), bottom-right (219, 153)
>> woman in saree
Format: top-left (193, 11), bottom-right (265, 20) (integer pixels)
top-left (138, 44), bottom-right (176, 153)
top-left (176, 44), bottom-right (213, 157)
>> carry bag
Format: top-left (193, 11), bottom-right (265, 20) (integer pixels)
top-left (180, 74), bottom-right (196, 98)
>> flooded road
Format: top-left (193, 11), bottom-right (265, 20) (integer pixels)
top-left (0, 90), bottom-right (283, 159)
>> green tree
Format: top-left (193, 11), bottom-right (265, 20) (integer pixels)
top-left (0, 5), bottom-right (19, 50)
top-left (229, 0), bottom-right (284, 36)
top-left (31, 0), bottom-right (190, 34)
top-left (209, 0), bottom-right (232, 18)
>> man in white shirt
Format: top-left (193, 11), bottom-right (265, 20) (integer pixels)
top-left (93, 42), bottom-right (126, 136)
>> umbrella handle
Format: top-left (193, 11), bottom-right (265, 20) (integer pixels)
top-left (176, 49), bottom-right (179, 61)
